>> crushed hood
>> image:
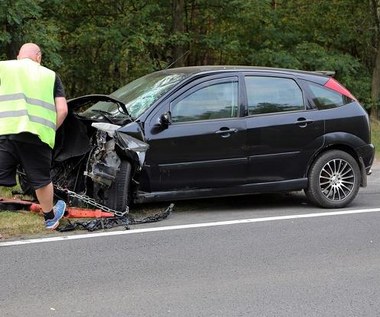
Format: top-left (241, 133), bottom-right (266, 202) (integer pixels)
top-left (67, 94), bottom-right (129, 115)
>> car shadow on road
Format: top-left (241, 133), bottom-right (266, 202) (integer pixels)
top-left (131, 191), bottom-right (311, 215)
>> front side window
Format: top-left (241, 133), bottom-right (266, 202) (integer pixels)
top-left (245, 76), bottom-right (304, 115)
top-left (171, 81), bottom-right (238, 123)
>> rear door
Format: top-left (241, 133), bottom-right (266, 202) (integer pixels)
top-left (144, 75), bottom-right (248, 191)
top-left (244, 74), bottom-right (325, 183)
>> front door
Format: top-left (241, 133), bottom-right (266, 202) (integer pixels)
top-left (145, 76), bottom-right (248, 191)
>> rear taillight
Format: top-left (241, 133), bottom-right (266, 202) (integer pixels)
top-left (324, 78), bottom-right (357, 101)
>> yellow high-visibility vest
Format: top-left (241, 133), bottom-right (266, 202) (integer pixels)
top-left (0, 58), bottom-right (56, 148)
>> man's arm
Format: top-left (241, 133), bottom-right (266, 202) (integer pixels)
top-left (54, 74), bottom-right (68, 129)
top-left (55, 96), bottom-right (68, 128)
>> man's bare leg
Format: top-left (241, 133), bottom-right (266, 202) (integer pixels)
top-left (35, 182), bottom-right (54, 212)
top-left (36, 183), bottom-right (66, 229)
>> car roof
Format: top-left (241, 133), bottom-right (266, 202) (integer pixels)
top-left (158, 65), bottom-right (331, 81)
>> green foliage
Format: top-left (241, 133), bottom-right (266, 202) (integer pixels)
top-left (0, 0), bottom-right (377, 108)
top-left (0, 0), bottom-right (63, 70)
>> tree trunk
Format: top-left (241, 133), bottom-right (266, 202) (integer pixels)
top-left (4, 24), bottom-right (19, 59)
top-left (371, 46), bottom-right (380, 119)
top-left (172, 0), bottom-right (186, 67)
top-left (371, 0), bottom-right (380, 119)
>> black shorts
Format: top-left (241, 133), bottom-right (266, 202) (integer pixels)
top-left (0, 136), bottom-right (52, 189)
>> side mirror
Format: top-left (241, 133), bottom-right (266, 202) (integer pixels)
top-left (159, 112), bottom-right (172, 127)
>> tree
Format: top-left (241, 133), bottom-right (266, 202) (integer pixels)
top-left (370, 0), bottom-right (380, 119)
top-left (236, 0), bottom-right (372, 109)
top-left (0, 0), bottom-right (378, 110)
top-left (171, 0), bottom-right (187, 67)
top-left (0, 0), bottom-right (63, 68)
top-left (0, 0), bottom-right (42, 58)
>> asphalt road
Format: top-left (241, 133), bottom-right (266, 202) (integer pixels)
top-left (0, 160), bottom-right (379, 317)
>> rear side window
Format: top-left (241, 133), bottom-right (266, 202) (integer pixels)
top-left (305, 82), bottom-right (350, 109)
top-left (245, 76), bottom-right (304, 115)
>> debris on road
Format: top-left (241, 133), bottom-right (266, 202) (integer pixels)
top-left (0, 196), bottom-right (174, 233)
top-left (57, 203), bottom-right (174, 232)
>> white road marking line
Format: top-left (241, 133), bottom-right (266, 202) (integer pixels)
top-left (1, 207), bottom-right (380, 247)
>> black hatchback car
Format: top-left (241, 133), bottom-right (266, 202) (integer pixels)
top-left (40, 66), bottom-right (374, 212)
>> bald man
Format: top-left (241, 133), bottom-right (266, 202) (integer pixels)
top-left (0, 43), bottom-right (68, 230)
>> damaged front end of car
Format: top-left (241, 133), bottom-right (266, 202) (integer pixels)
top-left (85, 123), bottom-right (123, 188)
top-left (81, 121), bottom-right (149, 213)
top-left (20, 95), bottom-right (149, 214)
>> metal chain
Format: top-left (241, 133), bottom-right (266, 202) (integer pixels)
top-left (54, 184), bottom-right (129, 217)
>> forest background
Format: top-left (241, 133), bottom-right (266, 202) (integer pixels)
top-left (1, 0), bottom-right (380, 119)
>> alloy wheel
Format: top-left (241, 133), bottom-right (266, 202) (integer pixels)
top-left (319, 158), bottom-right (355, 202)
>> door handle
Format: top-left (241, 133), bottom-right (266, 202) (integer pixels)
top-left (296, 118), bottom-right (313, 128)
top-left (215, 128), bottom-right (238, 138)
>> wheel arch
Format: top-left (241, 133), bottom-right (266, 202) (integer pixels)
top-left (306, 135), bottom-right (366, 187)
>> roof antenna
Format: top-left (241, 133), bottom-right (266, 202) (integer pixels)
top-left (165, 50), bottom-right (190, 69)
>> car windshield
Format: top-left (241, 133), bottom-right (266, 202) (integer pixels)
top-left (81, 71), bottom-right (187, 120)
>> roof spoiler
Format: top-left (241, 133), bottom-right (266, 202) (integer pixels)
top-left (313, 70), bottom-right (336, 77)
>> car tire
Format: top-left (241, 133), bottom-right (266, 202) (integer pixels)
top-left (106, 160), bottom-right (132, 213)
top-left (305, 150), bottom-right (361, 208)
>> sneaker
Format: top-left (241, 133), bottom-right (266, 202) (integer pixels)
top-left (45, 200), bottom-right (67, 230)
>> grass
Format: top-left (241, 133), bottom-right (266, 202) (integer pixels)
top-left (1, 119), bottom-right (379, 240)
top-left (0, 211), bottom-right (47, 240)
top-left (371, 118), bottom-right (380, 157)
top-left (0, 184), bottom-right (172, 239)
top-left (0, 184), bottom-right (50, 239)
